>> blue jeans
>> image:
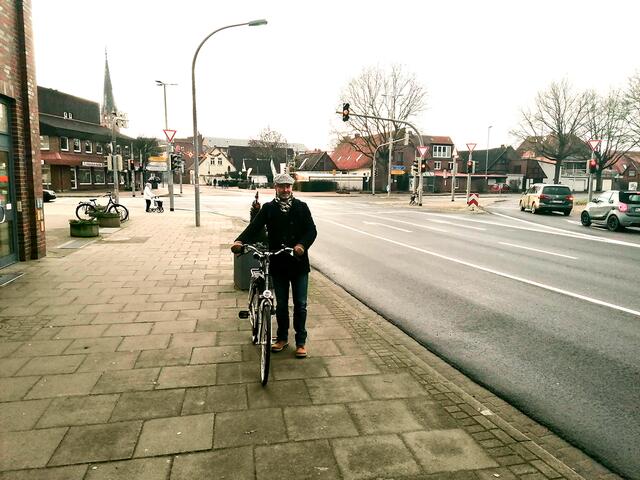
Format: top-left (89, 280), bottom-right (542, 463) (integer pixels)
top-left (272, 272), bottom-right (309, 346)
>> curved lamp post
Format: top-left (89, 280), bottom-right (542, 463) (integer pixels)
top-left (191, 19), bottom-right (267, 226)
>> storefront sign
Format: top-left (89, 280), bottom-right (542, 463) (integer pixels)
top-left (82, 161), bottom-right (105, 168)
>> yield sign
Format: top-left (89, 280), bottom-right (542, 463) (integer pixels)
top-left (587, 139), bottom-right (601, 152)
top-left (417, 146), bottom-right (430, 158)
top-left (466, 143), bottom-right (477, 153)
top-left (163, 129), bottom-right (177, 143)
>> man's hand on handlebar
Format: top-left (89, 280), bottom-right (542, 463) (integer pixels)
top-left (231, 241), bottom-right (243, 254)
top-left (293, 244), bottom-right (305, 257)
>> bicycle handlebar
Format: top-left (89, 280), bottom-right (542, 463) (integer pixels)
top-left (242, 244), bottom-right (294, 258)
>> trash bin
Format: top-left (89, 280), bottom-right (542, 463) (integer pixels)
top-left (233, 252), bottom-right (260, 290)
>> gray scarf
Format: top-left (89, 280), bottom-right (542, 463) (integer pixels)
top-left (274, 195), bottom-right (293, 213)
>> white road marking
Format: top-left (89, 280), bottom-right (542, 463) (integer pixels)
top-left (323, 219), bottom-right (640, 318)
top-left (361, 214), bottom-right (447, 232)
top-left (499, 242), bottom-right (578, 260)
top-left (362, 221), bottom-right (412, 233)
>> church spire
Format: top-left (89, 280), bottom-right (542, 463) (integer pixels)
top-left (101, 49), bottom-right (117, 127)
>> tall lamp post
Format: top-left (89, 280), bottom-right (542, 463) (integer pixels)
top-left (191, 19), bottom-right (267, 227)
top-left (485, 125), bottom-right (492, 182)
top-left (156, 80), bottom-right (177, 211)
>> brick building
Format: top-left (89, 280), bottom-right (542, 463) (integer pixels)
top-left (0, 0), bottom-right (46, 267)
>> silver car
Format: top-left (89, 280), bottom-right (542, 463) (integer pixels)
top-left (581, 190), bottom-right (640, 231)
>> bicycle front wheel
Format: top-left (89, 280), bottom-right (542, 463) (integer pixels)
top-left (259, 303), bottom-right (272, 386)
top-left (249, 286), bottom-right (260, 344)
top-left (108, 204), bottom-right (129, 222)
top-left (76, 203), bottom-right (96, 220)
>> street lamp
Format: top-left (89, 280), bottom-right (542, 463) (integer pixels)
top-left (191, 19), bottom-right (267, 226)
top-left (156, 80), bottom-right (177, 211)
top-left (485, 125), bottom-right (492, 181)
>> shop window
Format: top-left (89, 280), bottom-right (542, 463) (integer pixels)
top-left (40, 135), bottom-right (50, 150)
top-left (84, 140), bottom-right (93, 154)
top-left (73, 138), bottom-right (81, 153)
top-left (60, 137), bottom-right (69, 151)
top-left (41, 164), bottom-right (51, 188)
top-left (78, 168), bottom-right (92, 185)
top-left (93, 169), bottom-right (106, 184)
top-left (70, 167), bottom-right (77, 189)
top-left (96, 143), bottom-right (103, 154)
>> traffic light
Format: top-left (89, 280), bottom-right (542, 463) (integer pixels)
top-left (411, 159), bottom-right (418, 175)
top-left (170, 153), bottom-right (183, 171)
top-left (342, 103), bottom-right (350, 122)
top-left (588, 159), bottom-right (598, 174)
top-left (421, 159), bottom-right (427, 172)
top-left (467, 160), bottom-right (473, 173)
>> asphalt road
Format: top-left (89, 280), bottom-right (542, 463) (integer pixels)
top-left (59, 190), bottom-right (640, 478)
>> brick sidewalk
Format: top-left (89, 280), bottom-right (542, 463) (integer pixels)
top-left (0, 208), bottom-right (618, 479)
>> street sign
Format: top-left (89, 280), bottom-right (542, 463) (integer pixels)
top-left (146, 164), bottom-right (168, 172)
top-left (163, 129), bottom-right (177, 143)
top-left (587, 139), bottom-right (601, 151)
top-left (466, 143), bottom-right (477, 152)
top-left (417, 146), bottom-right (430, 158)
top-left (467, 192), bottom-right (479, 206)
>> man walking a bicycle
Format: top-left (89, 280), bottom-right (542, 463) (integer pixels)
top-left (231, 173), bottom-right (317, 358)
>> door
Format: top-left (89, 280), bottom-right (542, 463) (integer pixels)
top-left (0, 150), bottom-right (18, 268)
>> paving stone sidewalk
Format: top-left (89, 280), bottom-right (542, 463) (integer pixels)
top-left (0, 206), bottom-right (619, 480)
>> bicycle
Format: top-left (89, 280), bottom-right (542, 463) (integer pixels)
top-left (76, 192), bottom-right (129, 222)
top-left (238, 244), bottom-right (294, 386)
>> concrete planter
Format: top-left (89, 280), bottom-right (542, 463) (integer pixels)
top-left (69, 220), bottom-right (99, 237)
top-left (95, 213), bottom-right (121, 228)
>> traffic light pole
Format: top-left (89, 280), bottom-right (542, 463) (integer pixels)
top-left (337, 110), bottom-right (425, 205)
top-left (160, 84), bottom-right (175, 212)
top-left (588, 150), bottom-right (594, 202)
top-left (466, 151), bottom-right (473, 201)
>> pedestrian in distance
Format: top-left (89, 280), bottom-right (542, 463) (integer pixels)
top-left (143, 182), bottom-right (153, 212)
top-left (231, 173), bottom-right (317, 358)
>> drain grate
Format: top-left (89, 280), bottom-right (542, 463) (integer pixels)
top-left (0, 272), bottom-right (25, 287)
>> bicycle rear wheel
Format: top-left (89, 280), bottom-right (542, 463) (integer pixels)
top-left (259, 303), bottom-right (272, 386)
top-left (108, 204), bottom-right (129, 222)
top-left (76, 203), bottom-right (96, 220)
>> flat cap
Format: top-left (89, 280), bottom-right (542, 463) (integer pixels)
top-left (273, 173), bottom-right (294, 185)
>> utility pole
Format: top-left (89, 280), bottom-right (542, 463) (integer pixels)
top-left (451, 148), bottom-right (458, 202)
top-left (109, 111), bottom-right (127, 203)
top-left (156, 80), bottom-right (177, 211)
top-left (466, 143), bottom-right (476, 203)
top-left (485, 125), bottom-right (492, 182)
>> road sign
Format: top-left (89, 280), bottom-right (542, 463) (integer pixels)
top-left (466, 143), bottom-right (477, 152)
top-left (163, 129), bottom-right (177, 143)
top-left (467, 192), bottom-right (479, 206)
top-left (417, 146), bottom-right (430, 158)
top-left (587, 139), bottom-right (601, 151)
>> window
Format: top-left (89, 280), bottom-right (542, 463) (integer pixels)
top-left (434, 161), bottom-right (441, 170)
top-left (93, 169), bottom-right (105, 184)
top-left (60, 136), bottom-right (69, 151)
top-left (629, 170), bottom-right (636, 177)
top-left (40, 135), bottom-right (50, 150)
top-left (115, 145), bottom-right (121, 154)
top-left (448, 162), bottom-right (454, 170)
top-left (455, 178), bottom-right (460, 189)
top-left (73, 138), bottom-right (81, 152)
top-left (218, 159), bottom-right (223, 166)
top-left (69, 167), bottom-right (77, 189)
top-left (84, 140), bottom-right (92, 153)
top-left (41, 164), bottom-right (51, 188)
top-left (96, 143), bottom-right (103, 154)
top-left (0, 103), bottom-right (7, 133)
top-left (432, 145), bottom-right (452, 158)
top-left (78, 168), bottom-right (92, 185)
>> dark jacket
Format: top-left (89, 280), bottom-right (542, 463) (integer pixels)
top-left (235, 197), bottom-right (317, 276)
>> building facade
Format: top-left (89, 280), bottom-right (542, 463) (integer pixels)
top-left (0, 0), bottom-right (46, 267)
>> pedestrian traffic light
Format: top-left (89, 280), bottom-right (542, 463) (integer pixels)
top-left (342, 103), bottom-right (350, 122)
top-left (588, 159), bottom-right (598, 174)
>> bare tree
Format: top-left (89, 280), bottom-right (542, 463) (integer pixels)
top-left (513, 79), bottom-right (591, 184)
top-left (248, 127), bottom-right (289, 164)
top-left (584, 89), bottom-right (637, 191)
top-left (626, 71), bottom-right (640, 138)
top-left (336, 64), bottom-right (427, 163)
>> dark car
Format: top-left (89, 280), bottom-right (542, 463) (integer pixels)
top-left (43, 188), bottom-right (56, 202)
top-left (581, 190), bottom-right (640, 231)
top-left (519, 183), bottom-right (573, 215)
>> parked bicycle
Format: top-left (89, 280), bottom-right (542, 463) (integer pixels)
top-left (76, 192), bottom-right (129, 222)
top-left (238, 244), bottom-right (294, 386)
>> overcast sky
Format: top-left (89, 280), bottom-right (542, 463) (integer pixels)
top-left (32, 0), bottom-right (639, 152)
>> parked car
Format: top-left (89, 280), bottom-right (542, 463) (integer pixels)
top-left (580, 190), bottom-right (640, 231)
top-left (490, 183), bottom-right (511, 193)
top-left (43, 188), bottom-right (56, 202)
top-left (519, 183), bottom-right (573, 215)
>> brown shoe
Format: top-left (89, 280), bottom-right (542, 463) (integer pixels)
top-left (295, 345), bottom-right (307, 358)
top-left (271, 340), bottom-right (288, 352)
